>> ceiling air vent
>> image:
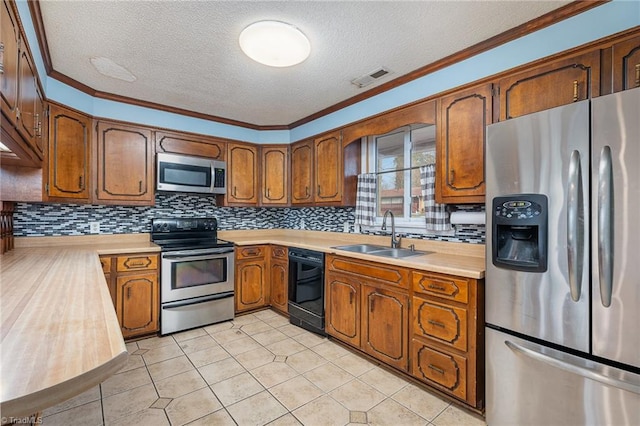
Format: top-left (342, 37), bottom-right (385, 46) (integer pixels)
top-left (351, 67), bottom-right (393, 88)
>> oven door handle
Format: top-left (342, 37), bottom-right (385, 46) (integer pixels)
top-left (162, 291), bottom-right (234, 309)
top-left (163, 249), bottom-right (234, 260)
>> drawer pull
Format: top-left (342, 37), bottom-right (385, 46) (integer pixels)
top-left (428, 319), bottom-right (446, 328)
top-left (572, 80), bottom-right (579, 102)
top-left (428, 364), bottom-right (445, 375)
top-left (428, 284), bottom-right (446, 291)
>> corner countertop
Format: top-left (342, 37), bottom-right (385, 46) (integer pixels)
top-left (0, 234), bottom-right (160, 418)
top-left (220, 229), bottom-right (485, 279)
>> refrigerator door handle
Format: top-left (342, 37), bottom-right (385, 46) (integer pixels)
top-left (597, 146), bottom-right (614, 307)
top-left (567, 150), bottom-right (584, 302)
top-left (505, 340), bottom-right (640, 395)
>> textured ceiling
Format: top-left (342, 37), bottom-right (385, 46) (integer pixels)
top-left (38, 0), bottom-right (571, 127)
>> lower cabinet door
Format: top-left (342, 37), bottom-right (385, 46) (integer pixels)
top-left (362, 285), bottom-right (409, 371)
top-left (411, 339), bottom-right (467, 401)
top-left (270, 259), bottom-right (288, 313)
top-left (236, 260), bottom-right (268, 312)
top-left (116, 272), bottom-right (159, 338)
top-left (325, 273), bottom-right (360, 347)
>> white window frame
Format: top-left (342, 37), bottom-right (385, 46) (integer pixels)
top-left (361, 125), bottom-right (437, 233)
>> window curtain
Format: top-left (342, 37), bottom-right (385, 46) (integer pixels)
top-left (355, 173), bottom-right (377, 227)
top-left (420, 164), bottom-right (452, 231)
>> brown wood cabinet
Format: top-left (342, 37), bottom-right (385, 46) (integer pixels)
top-left (100, 253), bottom-right (159, 339)
top-left (156, 130), bottom-right (225, 160)
top-left (410, 270), bottom-right (484, 408)
top-left (326, 272), bottom-right (361, 347)
top-left (362, 284), bottom-right (409, 371)
top-left (235, 245), bottom-right (269, 312)
top-left (437, 83), bottom-right (492, 204)
top-left (261, 145), bottom-right (289, 206)
top-left (269, 245), bottom-right (289, 314)
top-left (314, 131), bottom-right (342, 204)
top-left (291, 139), bottom-right (314, 205)
top-left (227, 142), bottom-right (259, 205)
top-left (1, 0), bottom-right (20, 125)
top-left (612, 35), bottom-right (640, 92)
top-left (498, 50), bottom-right (600, 121)
top-left (95, 121), bottom-right (154, 205)
top-left (46, 104), bottom-right (91, 201)
top-left (325, 254), bottom-right (410, 370)
top-left (0, 0), bottom-right (45, 167)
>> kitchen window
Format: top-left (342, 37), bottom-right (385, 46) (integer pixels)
top-left (363, 124), bottom-right (436, 229)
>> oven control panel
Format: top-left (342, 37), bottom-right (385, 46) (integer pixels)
top-left (152, 218), bottom-right (218, 233)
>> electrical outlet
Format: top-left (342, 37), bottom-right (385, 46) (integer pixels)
top-left (89, 222), bottom-right (100, 234)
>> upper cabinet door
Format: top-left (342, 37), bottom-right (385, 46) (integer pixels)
top-left (47, 104), bottom-right (91, 201)
top-left (291, 140), bottom-right (314, 205)
top-left (437, 83), bottom-right (492, 204)
top-left (612, 35), bottom-right (640, 93)
top-left (1, 0), bottom-right (20, 124)
top-left (498, 50), bottom-right (600, 120)
top-left (261, 145), bottom-right (289, 206)
top-left (96, 121), bottom-right (154, 205)
top-left (156, 130), bottom-right (225, 160)
top-left (16, 49), bottom-right (43, 159)
top-left (227, 142), bottom-right (258, 205)
top-left (314, 131), bottom-right (342, 203)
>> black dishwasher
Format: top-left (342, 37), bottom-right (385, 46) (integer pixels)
top-left (288, 248), bottom-right (326, 336)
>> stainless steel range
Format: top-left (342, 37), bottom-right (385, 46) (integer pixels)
top-left (151, 217), bottom-right (235, 335)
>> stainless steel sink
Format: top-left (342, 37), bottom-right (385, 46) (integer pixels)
top-left (332, 244), bottom-right (389, 253)
top-left (332, 244), bottom-right (431, 258)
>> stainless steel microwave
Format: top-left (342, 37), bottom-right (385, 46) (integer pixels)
top-left (156, 152), bottom-right (226, 194)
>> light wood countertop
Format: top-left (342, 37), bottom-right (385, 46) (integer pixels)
top-left (220, 229), bottom-right (485, 279)
top-left (1, 234), bottom-right (160, 417)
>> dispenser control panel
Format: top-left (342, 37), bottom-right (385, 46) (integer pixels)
top-left (495, 200), bottom-right (543, 219)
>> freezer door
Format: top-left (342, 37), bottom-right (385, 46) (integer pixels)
top-left (485, 101), bottom-right (590, 352)
top-left (591, 87), bottom-right (640, 369)
top-left (486, 327), bottom-right (640, 426)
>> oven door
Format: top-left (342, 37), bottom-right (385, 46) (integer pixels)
top-left (161, 248), bottom-right (234, 303)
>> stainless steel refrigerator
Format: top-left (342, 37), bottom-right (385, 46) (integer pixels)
top-left (485, 87), bottom-right (640, 425)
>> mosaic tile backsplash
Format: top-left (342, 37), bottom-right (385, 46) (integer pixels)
top-left (14, 193), bottom-right (485, 244)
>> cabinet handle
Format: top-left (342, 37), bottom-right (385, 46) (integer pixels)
top-left (280, 270), bottom-right (284, 282)
top-left (635, 64), bottom-right (640, 88)
top-left (305, 186), bottom-right (309, 197)
top-left (0, 42), bottom-right (4, 75)
top-left (349, 290), bottom-right (353, 305)
top-left (317, 185), bottom-right (321, 196)
top-left (572, 80), bottom-right (579, 102)
top-left (79, 176), bottom-right (84, 190)
top-left (127, 287), bottom-right (131, 299)
top-left (449, 169), bottom-right (455, 184)
top-left (370, 297), bottom-right (375, 313)
top-left (428, 364), bottom-right (445, 375)
top-left (34, 114), bottom-right (40, 136)
top-left (267, 188), bottom-right (271, 199)
top-left (428, 283), bottom-right (446, 291)
top-left (138, 180), bottom-right (142, 192)
top-left (428, 319), bottom-right (446, 328)
top-left (233, 186), bottom-right (237, 197)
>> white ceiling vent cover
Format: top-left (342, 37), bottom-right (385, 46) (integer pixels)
top-left (351, 67), bottom-right (393, 88)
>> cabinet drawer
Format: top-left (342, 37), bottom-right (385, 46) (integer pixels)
top-left (236, 245), bottom-right (266, 260)
top-left (116, 254), bottom-right (158, 272)
top-left (413, 297), bottom-right (468, 351)
top-left (271, 245), bottom-right (288, 260)
top-left (99, 256), bottom-right (112, 274)
top-left (412, 271), bottom-right (468, 303)
top-left (411, 339), bottom-right (467, 400)
top-left (327, 255), bottom-right (409, 289)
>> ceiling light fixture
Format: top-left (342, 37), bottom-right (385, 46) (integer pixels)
top-left (239, 20), bottom-right (310, 68)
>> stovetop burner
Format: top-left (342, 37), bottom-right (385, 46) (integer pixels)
top-left (151, 217), bottom-right (232, 251)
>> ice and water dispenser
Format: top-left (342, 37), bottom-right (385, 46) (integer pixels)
top-left (491, 194), bottom-right (548, 272)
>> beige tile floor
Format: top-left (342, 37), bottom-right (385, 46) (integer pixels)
top-left (42, 309), bottom-right (487, 426)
